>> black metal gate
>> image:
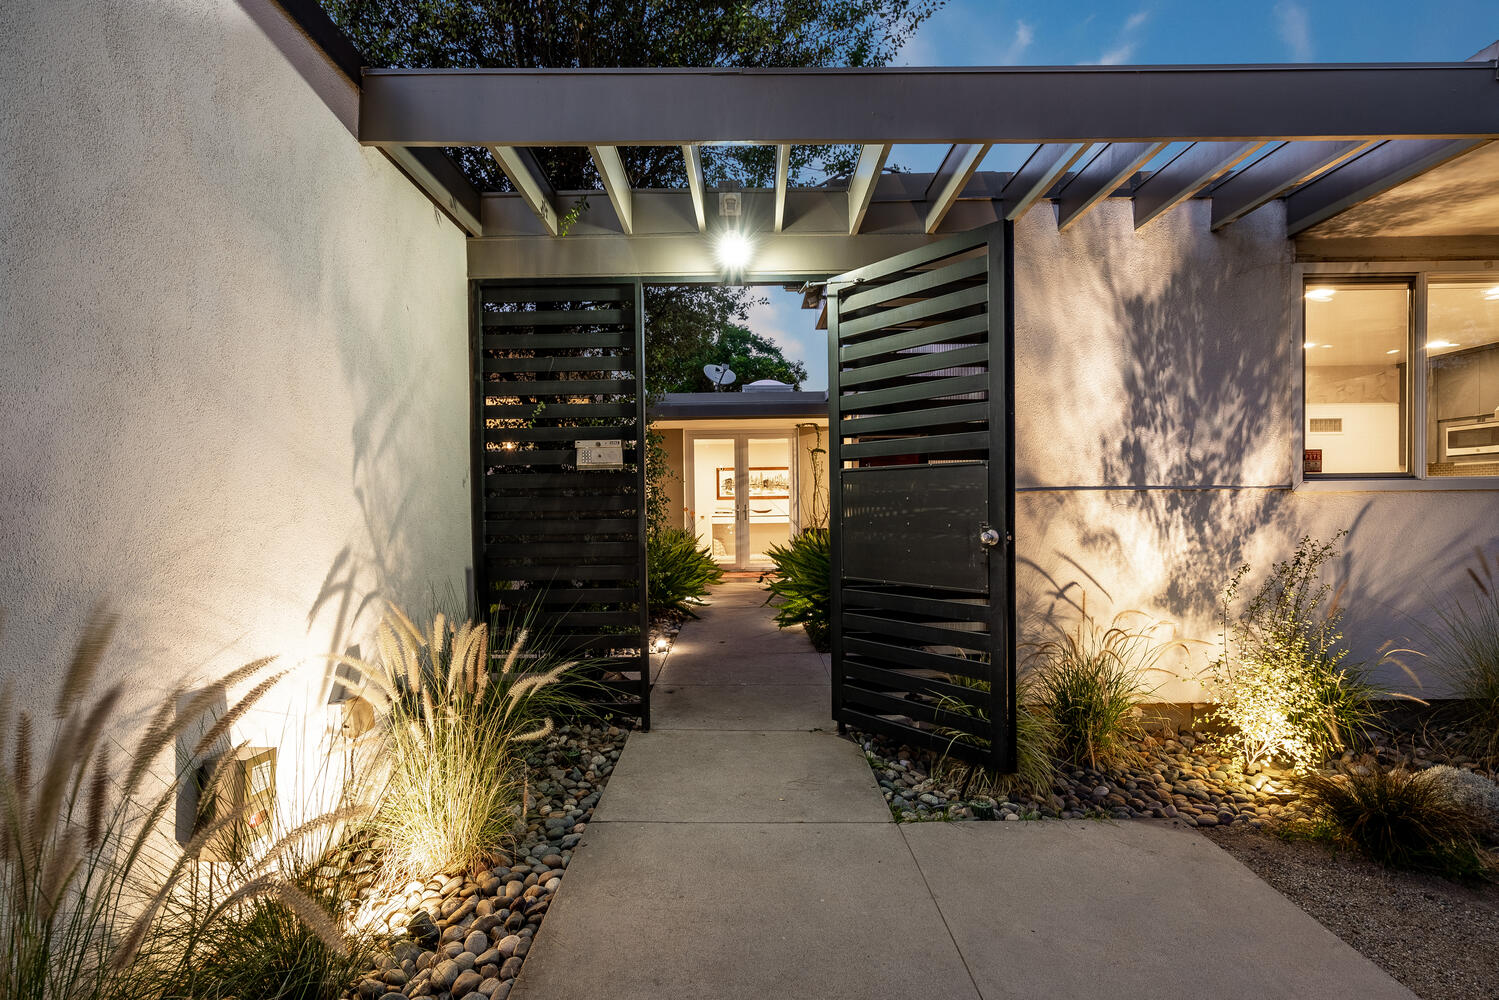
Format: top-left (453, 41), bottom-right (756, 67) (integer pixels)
top-left (473, 280), bottom-right (649, 727)
top-left (826, 222), bottom-right (1015, 771)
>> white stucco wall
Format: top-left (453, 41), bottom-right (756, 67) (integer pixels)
top-left (1013, 198), bottom-right (1499, 700)
top-left (0, 0), bottom-right (470, 804)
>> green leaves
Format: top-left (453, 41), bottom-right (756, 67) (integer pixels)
top-left (762, 528), bottom-right (830, 650)
top-left (647, 528), bottom-right (725, 617)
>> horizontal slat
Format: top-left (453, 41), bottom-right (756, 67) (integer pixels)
top-left (842, 431), bottom-right (989, 461)
top-left (485, 331), bottom-right (632, 350)
top-left (486, 426), bottom-right (632, 444)
top-left (486, 517), bottom-right (638, 534)
top-left (838, 284), bottom-right (988, 340)
top-left (842, 636), bottom-right (989, 680)
top-left (838, 401), bottom-right (988, 436)
top-left (481, 379), bottom-right (633, 395)
top-left (482, 355), bottom-right (633, 374)
top-left (482, 402), bottom-right (636, 419)
top-left (840, 312), bottom-right (988, 363)
top-left (840, 253), bottom-right (988, 315)
top-left (484, 564), bottom-right (640, 580)
top-left (843, 660), bottom-right (988, 711)
top-left (842, 685), bottom-right (988, 740)
top-left (842, 589), bottom-right (989, 622)
top-left (484, 308), bottom-right (626, 328)
top-left (484, 471), bottom-right (636, 488)
top-left (556, 634), bottom-right (645, 652)
top-left (841, 344), bottom-right (989, 387)
top-left (840, 373), bottom-right (988, 411)
top-left (486, 494), bottom-right (637, 512)
top-left (845, 613), bottom-right (988, 650)
top-left (837, 710), bottom-right (976, 763)
top-left (484, 285), bottom-right (632, 304)
top-left (514, 587), bottom-right (639, 603)
top-left (487, 449), bottom-right (579, 465)
top-left (553, 611), bottom-right (640, 627)
top-left (486, 541), bottom-right (638, 558)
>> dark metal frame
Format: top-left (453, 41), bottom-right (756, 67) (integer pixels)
top-left (826, 221), bottom-right (1017, 773)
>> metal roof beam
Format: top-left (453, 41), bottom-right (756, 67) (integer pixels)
top-left (774, 143), bottom-right (791, 232)
top-left (682, 145), bottom-right (707, 232)
top-left (588, 145), bottom-right (634, 235)
top-left (1208, 139), bottom-right (1375, 230)
top-left (487, 145), bottom-right (560, 236)
top-left (379, 146), bottom-right (483, 235)
top-left (1055, 142), bottom-right (1165, 232)
top-left (1284, 138), bottom-right (1489, 235)
top-left (848, 144), bottom-right (890, 235)
top-left (923, 143), bottom-right (992, 234)
top-left (1132, 141), bottom-right (1264, 228)
top-left (1000, 143), bottom-right (1090, 221)
top-left (361, 64), bottom-right (1499, 147)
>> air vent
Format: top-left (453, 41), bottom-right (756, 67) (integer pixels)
top-left (1309, 417), bottom-right (1343, 434)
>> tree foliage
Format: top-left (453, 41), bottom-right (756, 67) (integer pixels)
top-left (669, 321), bottom-right (808, 392)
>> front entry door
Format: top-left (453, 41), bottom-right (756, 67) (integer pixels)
top-left (689, 432), bottom-right (796, 571)
top-left (826, 222), bottom-right (1016, 773)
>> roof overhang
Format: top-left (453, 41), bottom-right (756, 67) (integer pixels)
top-left (649, 391), bottom-right (831, 421)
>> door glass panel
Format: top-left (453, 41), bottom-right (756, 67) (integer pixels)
top-left (746, 437), bottom-right (793, 569)
top-left (1426, 280), bottom-right (1499, 477)
top-left (692, 438), bottom-right (736, 565)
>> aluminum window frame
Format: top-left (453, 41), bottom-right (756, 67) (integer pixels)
top-left (1295, 259), bottom-right (1499, 492)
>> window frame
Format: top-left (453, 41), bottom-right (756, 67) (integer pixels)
top-left (1295, 260), bottom-right (1499, 492)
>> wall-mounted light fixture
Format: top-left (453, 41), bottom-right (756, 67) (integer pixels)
top-left (716, 230), bottom-right (754, 273)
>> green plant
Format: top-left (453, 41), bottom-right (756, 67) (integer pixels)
top-left (762, 527), bottom-right (831, 650)
top-left (647, 528), bottom-right (724, 618)
top-left (1027, 607), bottom-right (1175, 771)
top-left (1423, 549), bottom-right (1499, 763)
top-left (644, 424), bottom-right (677, 541)
top-left (1207, 533), bottom-right (1404, 771)
top-left (1299, 763), bottom-right (1495, 879)
top-left (932, 671), bottom-right (1058, 797)
top-left (337, 608), bottom-right (570, 880)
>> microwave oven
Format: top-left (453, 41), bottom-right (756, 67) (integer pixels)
top-left (1443, 415), bottom-right (1499, 460)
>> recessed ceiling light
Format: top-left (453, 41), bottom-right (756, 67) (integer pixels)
top-left (1386, 349), bottom-right (1400, 355)
top-left (1320, 344), bottom-right (1333, 349)
top-left (1303, 341), bottom-right (1317, 349)
top-left (1305, 288), bottom-right (1337, 302)
top-left (1426, 339), bottom-right (1460, 349)
top-left (1485, 285), bottom-right (1499, 300)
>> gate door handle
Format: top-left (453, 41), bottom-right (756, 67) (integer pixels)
top-left (978, 526), bottom-right (1001, 548)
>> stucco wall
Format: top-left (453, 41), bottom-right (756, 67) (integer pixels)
top-left (0, 0), bottom-right (470, 804)
top-left (1013, 198), bottom-right (1499, 700)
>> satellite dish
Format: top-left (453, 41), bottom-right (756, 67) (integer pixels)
top-left (703, 363), bottom-right (737, 390)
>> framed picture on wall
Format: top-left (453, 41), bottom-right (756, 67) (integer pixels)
top-left (716, 467), bottom-right (735, 500)
top-left (747, 467), bottom-right (790, 498)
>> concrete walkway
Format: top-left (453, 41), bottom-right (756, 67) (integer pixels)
top-left (513, 581), bottom-right (1416, 1000)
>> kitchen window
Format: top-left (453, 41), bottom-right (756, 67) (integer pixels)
top-left (1302, 271), bottom-right (1499, 483)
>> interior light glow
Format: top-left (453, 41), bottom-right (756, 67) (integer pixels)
top-left (1320, 344), bottom-right (1333, 349)
top-left (1303, 341), bottom-right (1317, 349)
top-left (1426, 340), bottom-right (1460, 349)
top-left (1484, 285), bottom-right (1499, 300)
top-left (1304, 287), bottom-right (1337, 302)
top-left (716, 231), bottom-right (753, 272)
top-left (1386, 349), bottom-right (1400, 355)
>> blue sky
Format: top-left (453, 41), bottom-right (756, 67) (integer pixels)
top-left (747, 0), bottom-right (1499, 390)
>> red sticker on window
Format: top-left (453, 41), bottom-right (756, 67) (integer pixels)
top-left (1303, 449), bottom-right (1323, 474)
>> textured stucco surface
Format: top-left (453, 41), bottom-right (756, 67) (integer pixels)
top-left (1013, 199), bottom-right (1499, 699)
top-left (0, 0), bottom-right (470, 789)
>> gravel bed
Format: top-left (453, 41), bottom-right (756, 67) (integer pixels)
top-left (1205, 824), bottom-right (1499, 1000)
top-left (349, 721), bottom-right (628, 1000)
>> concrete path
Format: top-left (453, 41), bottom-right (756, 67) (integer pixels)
top-left (513, 581), bottom-right (1416, 1000)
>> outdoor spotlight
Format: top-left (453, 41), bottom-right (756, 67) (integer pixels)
top-left (716, 230), bottom-right (753, 272)
top-left (652, 637), bottom-right (669, 653)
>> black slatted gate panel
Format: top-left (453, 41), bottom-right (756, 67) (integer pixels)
top-left (475, 281), bottom-right (649, 727)
top-left (827, 223), bottom-right (1015, 772)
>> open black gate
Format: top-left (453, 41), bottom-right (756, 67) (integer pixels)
top-left (827, 222), bottom-right (1015, 772)
top-left (473, 280), bottom-right (649, 727)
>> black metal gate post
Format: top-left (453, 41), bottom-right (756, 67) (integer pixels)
top-left (473, 280), bottom-right (650, 728)
top-left (825, 222), bottom-right (1016, 772)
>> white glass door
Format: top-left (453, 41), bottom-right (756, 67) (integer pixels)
top-left (689, 433), bottom-right (795, 570)
top-left (743, 435), bottom-right (794, 570)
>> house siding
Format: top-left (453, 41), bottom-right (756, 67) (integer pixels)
top-left (0, 0), bottom-right (470, 797)
top-left (1013, 198), bottom-right (1499, 700)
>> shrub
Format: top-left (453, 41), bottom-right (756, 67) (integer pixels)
top-left (337, 609), bottom-right (571, 880)
top-left (1423, 765), bottom-right (1499, 838)
top-left (1207, 533), bottom-right (1398, 771)
top-left (647, 528), bottom-right (724, 618)
top-left (933, 670), bottom-right (1059, 797)
top-left (1422, 549), bottom-right (1499, 763)
top-left (1299, 763), bottom-right (1494, 879)
top-left (762, 527), bottom-right (831, 650)
top-left (1027, 607), bottom-right (1175, 771)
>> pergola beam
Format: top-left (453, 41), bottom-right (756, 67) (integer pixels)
top-left (682, 145), bottom-right (707, 232)
top-left (1284, 138), bottom-right (1489, 235)
top-left (487, 145), bottom-right (560, 236)
top-left (589, 145), bottom-right (634, 234)
top-left (361, 64), bottom-right (1499, 147)
top-left (1132, 140), bottom-right (1265, 228)
top-left (1055, 142), bottom-right (1165, 232)
top-left (774, 143), bottom-right (791, 232)
top-left (848, 144), bottom-right (890, 235)
top-left (1208, 139), bottom-right (1375, 230)
top-left (379, 146), bottom-right (484, 236)
top-left (1000, 142), bottom-right (1090, 221)
top-left (923, 143), bottom-right (992, 234)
